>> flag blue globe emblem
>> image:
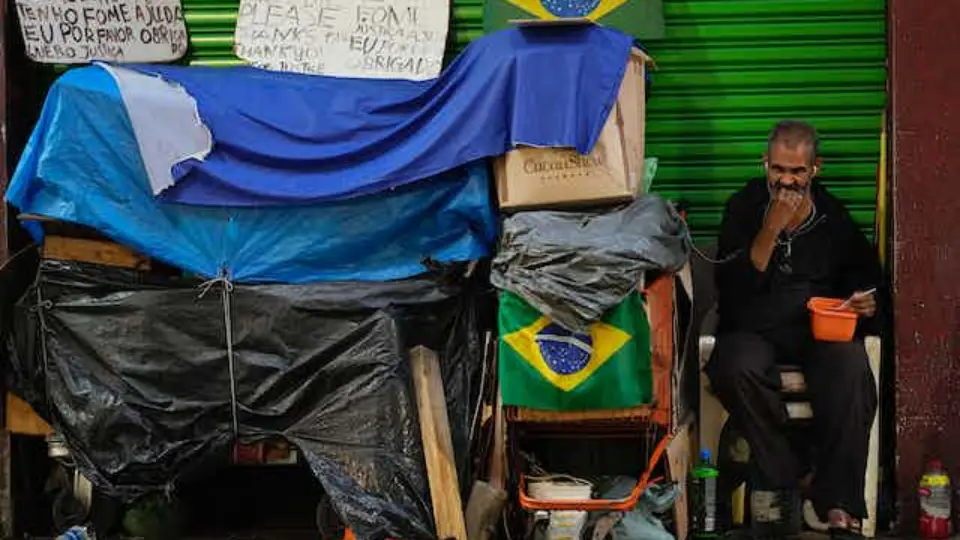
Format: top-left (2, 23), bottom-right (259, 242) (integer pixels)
top-left (540, 0), bottom-right (602, 17)
top-left (534, 324), bottom-right (594, 375)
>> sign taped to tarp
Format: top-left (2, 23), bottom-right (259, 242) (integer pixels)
top-left (14, 0), bottom-right (188, 64)
top-left (234, 0), bottom-right (450, 80)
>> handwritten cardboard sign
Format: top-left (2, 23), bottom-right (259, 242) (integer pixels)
top-left (15, 0), bottom-right (188, 64)
top-left (234, 0), bottom-right (450, 80)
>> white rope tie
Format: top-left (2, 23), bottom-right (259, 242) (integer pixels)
top-left (198, 274), bottom-right (240, 442)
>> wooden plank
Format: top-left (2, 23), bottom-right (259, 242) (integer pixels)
top-left (18, 213), bottom-right (57, 223)
top-left (466, 385), bottom-right (508, 540)
top-left (667, 419), bottom-right (694, 540)
top-left (507, 404), bottom-right (660, 424)
top-left (42, 235), bottom-right (151, 270)
top-left (6, 393), bottom-right (52, 437)
top-left (410, 346), bottom-right (467, 540)
top-left (489, 390), bottom-right (506, 491)
top-left (647, 274), bottom-right (675, 427)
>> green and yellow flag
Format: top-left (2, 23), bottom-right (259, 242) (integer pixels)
top-left (484, 0), bottom-right (665, 40)
top-left (498, 291), bottom-right (652, 411)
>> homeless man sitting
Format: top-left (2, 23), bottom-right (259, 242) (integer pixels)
top-left (706, 120), bottom-right (879, 538)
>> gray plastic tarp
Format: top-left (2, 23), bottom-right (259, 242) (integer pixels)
top-left (491, 195), bottom-right (689, 331)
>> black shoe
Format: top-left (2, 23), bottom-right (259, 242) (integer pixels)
top-left (750, 489), bottom-right (802, 539)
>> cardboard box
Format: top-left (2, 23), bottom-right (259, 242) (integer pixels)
top-left (495, 48), bottom-right (648, 210)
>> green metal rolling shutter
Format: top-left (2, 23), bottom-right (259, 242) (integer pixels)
top-left (645, 0), bottom-right (886, 242)
top-left (180, 0), bottom-right (885, 243)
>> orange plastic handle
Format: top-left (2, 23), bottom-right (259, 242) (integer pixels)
top-left (518, 432), bottom-right (673, 511)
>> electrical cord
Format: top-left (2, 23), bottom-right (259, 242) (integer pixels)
top-left (688, 240), bottom-right (741, 266)
top-left (684, 198), bottom-right (826, 267)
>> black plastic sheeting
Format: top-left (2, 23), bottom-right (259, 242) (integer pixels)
top-left (2, 246), bottom-right (42, 408)
top-left (3, 258), bottom-right (487, 540)
top-left (491, 195), bottom-right (689, 331)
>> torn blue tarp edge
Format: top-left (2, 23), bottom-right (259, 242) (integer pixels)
top-left (4, 67), bottom-right (497, 283)
top-left (119, 25), bottom-right (637, 206)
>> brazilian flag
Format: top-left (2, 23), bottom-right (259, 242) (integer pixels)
top-left (484, 0), bottom-right (665, 40)
top-left (499, 291), bottom-right (652, 411)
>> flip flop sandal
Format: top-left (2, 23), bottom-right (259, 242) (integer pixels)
top-left (828, 512), bottom-right (863, 539)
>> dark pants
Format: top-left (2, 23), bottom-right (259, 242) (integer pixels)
top-left (706, 331), bottom-right (877, 519)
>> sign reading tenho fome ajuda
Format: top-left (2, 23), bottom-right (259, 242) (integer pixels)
top-left (484, 0), bottom-right (665, 40)
top-left (234, 0), bottom-right (450, 80)
top-left (15, 0), bottom-right (188, 64)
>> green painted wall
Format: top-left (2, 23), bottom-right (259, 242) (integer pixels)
top-left (180, 0), bottom-right (886, 242)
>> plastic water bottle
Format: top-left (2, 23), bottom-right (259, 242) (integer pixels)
top-left (919, 460), bottom-right (952, 539)
top-left (690, 449), bottom-right (720, 538)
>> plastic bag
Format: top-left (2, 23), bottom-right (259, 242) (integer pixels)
top-left (0, 246), bottom-right (42, 406)
top-left (590, 478), bottom-right (679, 540)
top-left (491, 195), bottom-right (689, 331)
top-left (615, 482), bottom-right (680, 540)
top-left (5, 259), bottom-right (485, 540)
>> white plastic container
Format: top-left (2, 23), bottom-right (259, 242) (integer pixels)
top-left (528, 479), bottom-right (592, 540)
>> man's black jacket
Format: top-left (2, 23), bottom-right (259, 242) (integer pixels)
top-left (716, 178), bottom-right (882, 338)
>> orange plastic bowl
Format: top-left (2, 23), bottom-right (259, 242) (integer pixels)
top-left (807, 297), bottom-right (858, 342)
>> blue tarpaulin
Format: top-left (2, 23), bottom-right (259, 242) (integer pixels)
top-left (5, 67), bottom-right (497, 283)
top-left (122, 25), bottom-right (636, 206)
